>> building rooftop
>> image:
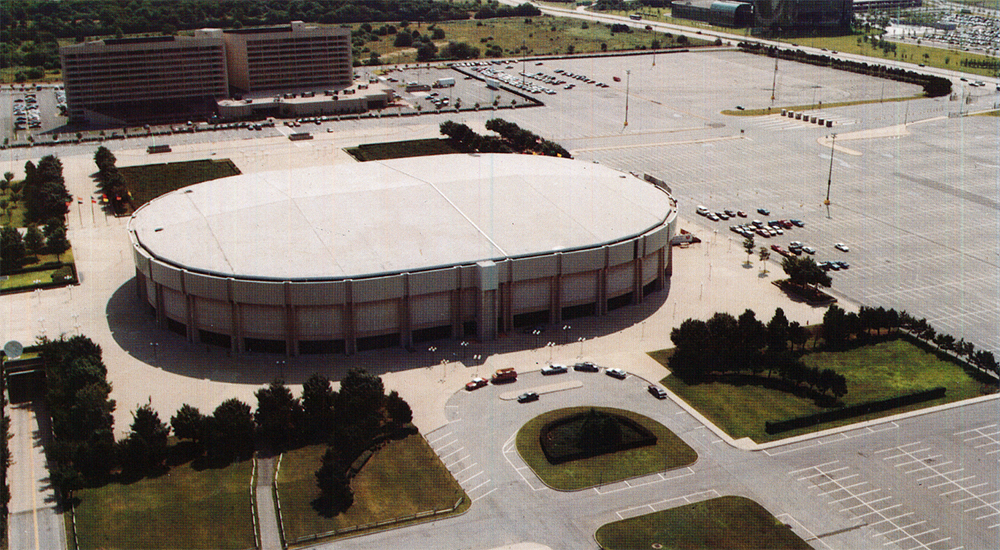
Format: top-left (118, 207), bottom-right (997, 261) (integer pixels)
top-left (128, 154), bottom-right (675, 281)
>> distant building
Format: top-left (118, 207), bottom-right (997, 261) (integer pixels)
top-left (752, 0), bottom-right (854, 35)
top-left (853, 0), bottom-right (921, 12)
top-left (223, 21), bottom-right (352, 94)
top-left (60, 30), bottom-right (228, 125)
top-left (671, 0), bottom-right (755, 27)
top-left (60, 22), bottom-right (354, 124)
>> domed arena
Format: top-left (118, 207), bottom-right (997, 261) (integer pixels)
top-left (128, 153), bottom-right (677, 355)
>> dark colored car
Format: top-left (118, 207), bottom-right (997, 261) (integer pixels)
top-left (648, 385), bottom-right (667, 399)
top-left (757, 208), bottom-right (770, 215)
top-left (517, 391), bottom-right (539, 403)
top-left (573, 362), bottom-right (599, 372)
top-left (790, 219), bottom-right (804, 227)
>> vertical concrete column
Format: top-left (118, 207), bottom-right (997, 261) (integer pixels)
top-left (633, 257), bottom-right (644, 305)
top-left (228, 278), bottom-right (243, 354)
top-left (665, 241), bottom-right (674, 276)
top-left (344, 280), bottom-right (356, 355)
top-left (656, 247), bottom-right (666, 290)
top-left (451, 287), bottom-right (462, 339)
top-left (400, 274), bottom-right (413, 350)
top-left (135, 269), bottom-right (147, 303)
top-left (551, 253), bottom-right (563, 324)
top-left (283, 282), bottom-right (297, 357)
top-left (186, 295), bottom-right (196, 343)
top-left (476, 261), bottom-right (498, 342)
top-left (154, 282), bottom-right (166, 328)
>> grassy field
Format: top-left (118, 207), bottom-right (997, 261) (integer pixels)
top-left (276, 434), bottom-right (469, 543)
top-left (595, 495), bottom-right (812, 550)
top-left (0, 189), bottom-right (28, 228)
top-left (516, 406), bottom-right (697, 491)
top-left (357, 15), bottom-right (699, 64)
top-left (345, 138), bottom-right (469, 161)
top-left (119, 159), bottom-right (240, 209)
top-left (73, 459), bottom-right (254, 550)
top-left (656, 338), bottom-right (987, 443)
top-left (777, 33), bottom-right (1000, 79)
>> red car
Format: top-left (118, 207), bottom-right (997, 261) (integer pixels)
top-left (771, 244), bottom-right (791, 257)
top-left (778, 220), bottom-right (794, 229)
top-left (465, 377), bottom-right (488, 391)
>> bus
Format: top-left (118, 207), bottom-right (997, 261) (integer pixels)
top-left (629, 13), bottom-right (641, 20)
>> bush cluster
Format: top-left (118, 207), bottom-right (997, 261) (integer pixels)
top-left (738, 42), bottom-right (952, 98)
top-left (670, 308), bottom-right (848, 399)
top-left (440, 119), bottom-right (572, 158)
top-left (474, 2), bottom-right (540, 20)
top-left (93, 146), bottom-right (128, 213)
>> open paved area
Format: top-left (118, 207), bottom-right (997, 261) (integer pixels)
top-left (3, 46), bottom-right (1000, 549)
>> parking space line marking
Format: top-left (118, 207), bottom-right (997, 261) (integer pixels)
top-left (472, 487), bottom-right (497, 502)
top-left (798, 466), bottom-right (850, 481)
top-left (906, 460), bottom-right (951, 474)
top-left (774, 513), bottom-right (836, 550)
top-left (435, 439), bottom-right (459, 451)
top-left (461, 471), bottom-right (483, 484)
top-left (427, 432), bottom-right (452, 444)
top-left (869, 512), bottom-right (914, 527)
top-left (985, 449), bottom-right (1000, 455)
top-left (440, 447), bottom-right (465, 461)
top-left (955, 425), bottom-right (996, 435)
top-left (466, 479), bottom-right (491, 494)
top-left (852, 503), bottom-right (901, 517)
top-left (943, 483), bottom-right (988, 496)
top-left (830, 488), bottom-right (881, 504)
top-left (451, 462), bottom-right (478, 476)
top-left (818, 481), bottom-right (868, 496)
top-left (917, 468), bottom-right (962, 481)
top-left (789, 461), bottom-right (840, 475)
top-left (965, 499), bottom-right (1000, 512)
top-left (929, 476), bottom-right (975, 489)
top-left (975, 511), bottom-right (1000, 520)
top-left (973, 441), bottom-right (1000, 448)
top-left (953, 490), bottom-right (1000, 503)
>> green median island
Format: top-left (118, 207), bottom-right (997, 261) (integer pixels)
top-left (595, 495), bottom-right (812, 550)
top-left (655, 337), bottom-right (988, 444)
top-left (72, 459), bottom-right (255, 550)
top-left (345, 138), bottom-right (471, 161)
top-left (515, 407), bottom-right (696, 491)
top-left (118, 158), bottom-right (241, 210)
top-left (276, 432), bottom-right (470, 544)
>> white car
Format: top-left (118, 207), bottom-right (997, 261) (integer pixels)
top-left (834, 243), bottom-right (850, 252)
top-left (802, 245), bottom-right (816, 254)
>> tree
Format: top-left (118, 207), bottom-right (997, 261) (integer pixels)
top-left (577, 409), bottom-right (622, 452)
top-left (45, 224), bottom-right (70, 260)
top-left (23, 225), bottom-right (44, 258)
top-left (24, 179), bottom-right (71, 225)
top-left (742, 236), bottom-right (755, 265)
top-left (301, 374), bottom-right (336, 441)
top-left (385, 391), bottom-right (413, 426)
top-left (120, 403), bottom-right (170, 477)
top-left (254, 379), bottom-right (302, 451)
top-left (393, 32), bottom-right (413, 47)
top-left (93, 146), bottom-right (116, 173)
top-left (934, 333), bottom-right (956, 352)
top-left (758, 246), bottom-right (770, 274)
top-left (1, 227), bottom-right (25, 272)
top-left (315, 447), bottom-right (353, 513)
top-left (789, 321), bottom-right (809, 351)
top-left (171, 404), bottom-right (206, 444)
top-left (782, 255), bottom-right (832, 289)
top-left (336, 368), bottom-right (385, 425)
top-left (205, 398), bottom-right (255, 463)
top-left (822, 304), bottom-right (849, 348)
top-left (416, 41), bottom-right (437, 61)
top-left (766, 308), bottom-right (790, 353)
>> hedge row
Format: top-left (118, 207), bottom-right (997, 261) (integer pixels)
top-left (539, 412), bottom-right (657, 465)
top-left (738, 42), bottom-right (953, 98)
top-left (765, 386), bottom-right (946, 435)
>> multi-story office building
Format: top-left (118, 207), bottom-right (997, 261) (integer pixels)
top-left (60, 22), bottom-right (354, 124)
top-left (60, 30), bottom-right (229, 125)
top-left (223, 21), bottom-right (352, 94)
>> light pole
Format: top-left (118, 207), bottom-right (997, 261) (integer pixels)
top-left (460, 340), bottom-right (469, 362)
top-left (546, 341), bottom-right (555, 362)
top-left (577, 337), bottom-right (586, 357)
top-left (562, 325), bottom-right (571, 344)
top-left (623, 69), bottom-right (631, 127)
top-left (532, 329), bottom-right (541, 348)
top-left (276, 359), bottom-right (285, 382)
top-left (825, 133), bottom-right (837, 206)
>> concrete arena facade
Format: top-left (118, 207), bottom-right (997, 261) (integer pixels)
top-left (128, 154), bottom-right (677, 355)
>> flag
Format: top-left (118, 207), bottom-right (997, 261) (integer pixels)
top-left (91, 198), bottom-right (97, 204)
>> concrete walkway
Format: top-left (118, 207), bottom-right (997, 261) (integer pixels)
top-left (255, 456), bottom-right (282, 550)
top-left (6, 402), bottom-right (67, 550)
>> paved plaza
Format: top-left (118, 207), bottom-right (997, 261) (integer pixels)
top-left (3, 47), bottom-right (1000, 550)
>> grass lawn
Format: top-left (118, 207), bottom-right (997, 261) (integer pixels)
top-left (357, 15), bottom-right (700, 64)
top-left (1, 249), bottom-right (76, 291)
top-left (345, 138), bottom-right (470, 161)
top-left (73, 459), bottom-right (254, 550)
top-left (777, 33), bottom-right (999, 79)
top-left (0, 189), bottom-right (28, 228)
top-left (516, 406), bottom-right (696, 491)
top-left (595, 495), bottom-right (811, 550)
top-left (276, 433), bottom-right (469, 544)
top-left (119, 159), bottom-right (240, 209)
top-left (656, 338), bottom-right (988, 443)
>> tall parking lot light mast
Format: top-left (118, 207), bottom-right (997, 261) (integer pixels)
top-left (624, 69), bottom-right (631, 127)
top-left (824, 133), bottom-right (837, 206)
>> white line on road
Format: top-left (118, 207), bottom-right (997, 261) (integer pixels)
top-left (955, 424), bottom-right (996, 435)
top-left (472, 487), bottom-right (497, 502)
top-left (466, 479), bottom-right (491, 494)
top-left (427, 431), bottom-right (452, 445)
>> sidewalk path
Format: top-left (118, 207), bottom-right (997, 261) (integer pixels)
top-left (255, 455), bottom-right (282, 550)
top-left (7, 402), bottom-right (67, 550)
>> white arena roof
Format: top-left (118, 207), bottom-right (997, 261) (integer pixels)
top-left (128, 154), bottom-right (675, 281)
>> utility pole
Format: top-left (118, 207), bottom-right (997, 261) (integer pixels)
top-left (825, 133), bottom-right (837, 206)
top-left (771, 56), bottom-right (778, 103)
top-left (624, 69), bottom-right (631, 127)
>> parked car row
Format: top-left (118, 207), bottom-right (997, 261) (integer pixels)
top-left (466, 363), bottom-right (670, 404)
top-left (13, 95), bottom-right (41, 129)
